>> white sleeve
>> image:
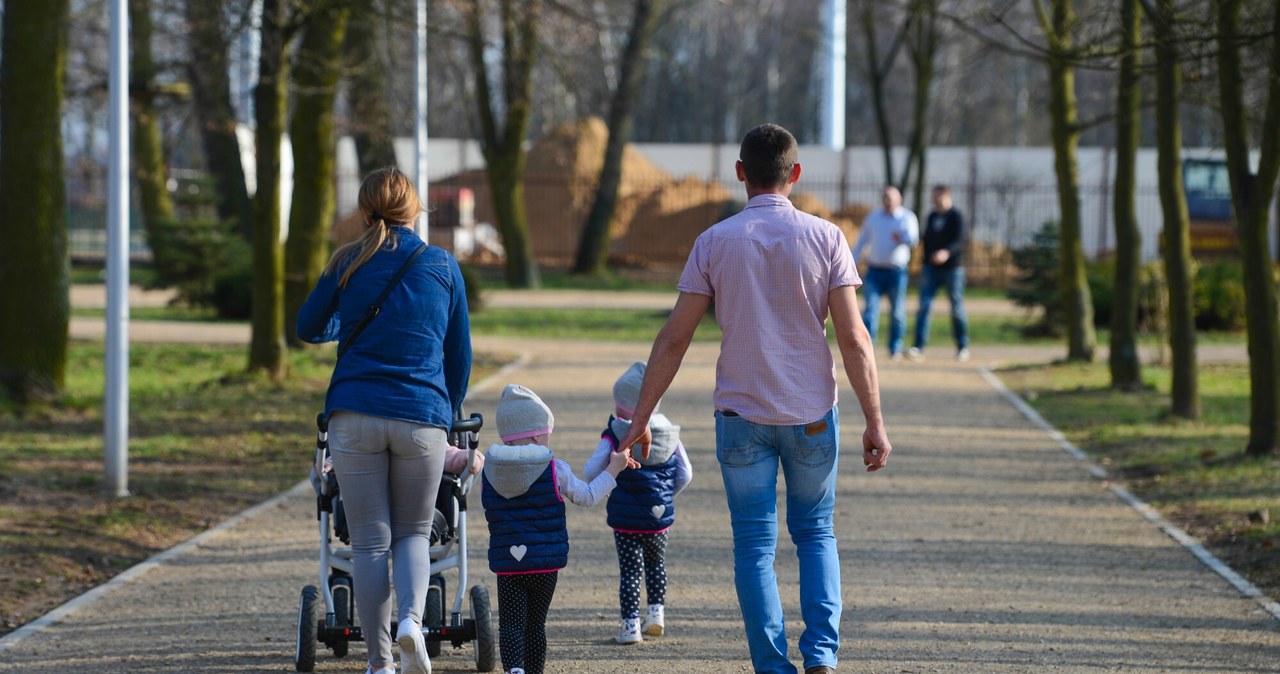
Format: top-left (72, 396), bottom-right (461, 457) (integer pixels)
top-left (582, 437), bottom-right (615, 482)
top-left (555, 458), bottom-right (617, 507)
top-left (672, 441), bottom-right (693, 496)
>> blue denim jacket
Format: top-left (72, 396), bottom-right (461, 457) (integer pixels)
top-left (296, 227), bottom-right (471, 429)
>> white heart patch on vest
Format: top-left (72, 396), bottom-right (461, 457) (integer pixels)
top-left (650, 505), bottom-right (666, 518)
top-left (510, 545), bottom-right (527, 562)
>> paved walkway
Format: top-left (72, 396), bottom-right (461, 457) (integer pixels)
top-left (1, 328), bottom-right (1275, 672)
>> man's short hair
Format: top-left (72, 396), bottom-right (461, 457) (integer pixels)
top-left (739, 124), bottom-right (798, 189)
top-left (932, 184), bottom-right (951, 195)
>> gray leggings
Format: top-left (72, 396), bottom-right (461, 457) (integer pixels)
top-left (329, 411), bottom-right (447, 670)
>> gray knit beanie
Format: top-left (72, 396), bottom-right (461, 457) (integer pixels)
top-left (613, 361), bottom-right (658, 416)
top-left (496, 384), bottom-right (554, 443)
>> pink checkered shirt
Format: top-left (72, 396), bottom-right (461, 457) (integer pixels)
top-left (678, 193), bottom-right (862, 425)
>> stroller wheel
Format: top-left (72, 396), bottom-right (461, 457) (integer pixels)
top-left (424, 577), bottom-right (444, 657)
top-left (330, 577), bottom-right (352, 658)
top-left (470, 585), bottom-right (496, 672)
top-left (295, 585), bottom-right (321, 672)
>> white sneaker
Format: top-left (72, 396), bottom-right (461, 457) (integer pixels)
top-left (642, 604), bottom-right (665, 636)
top-left (890, 351), bottom-right (904, 362)
top-left (506, 669), bottom-right (526, 674)
top-left (616, 617), bottom-right (643, 644)
top-left (956, 348), bottom-right (971, 362)
top-left (397, 618), bottom-right (432, 674)
top-left (367, 667), bottom-right (396, 674)
top-left (906, 347), bottom-right (924, 361)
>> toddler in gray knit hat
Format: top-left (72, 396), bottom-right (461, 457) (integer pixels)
top-left (583, 361), bottom-right (694, 645)
top-left (482, 383), bottom-right (631, 674)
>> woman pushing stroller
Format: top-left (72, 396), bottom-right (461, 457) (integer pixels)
top-left (297, 166), bottom-right (471, 674)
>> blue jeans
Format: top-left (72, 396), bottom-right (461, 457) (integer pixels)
top-left (716, 407), bottom-right (841, 674)
top-left (861, 266), bottom-right (908, 355)
top-left (913, 265), bottom-right (969, 351)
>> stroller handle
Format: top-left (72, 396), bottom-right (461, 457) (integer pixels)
top-left (452, 412), bottom-right (485, 493)
top-left (450, 412), bottom-right (483, 436)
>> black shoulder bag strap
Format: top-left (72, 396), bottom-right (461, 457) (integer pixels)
top-left (319, 243), bottom-right (428, 432)
top-left (336, 242), bottom-right (428, 361)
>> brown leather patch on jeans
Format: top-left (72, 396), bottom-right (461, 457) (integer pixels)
top-left (805, 420), bottom-right (828, 436)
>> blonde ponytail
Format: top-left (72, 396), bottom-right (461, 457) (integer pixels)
top-left (322, 167), bottom-right (424, 288)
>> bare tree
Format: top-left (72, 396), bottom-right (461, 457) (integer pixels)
top-left (185, 0), bottom-right (253, 238)
top-left (1215, 0), bottom-right (1279, 456)
top-left (856, 0), bottom-right (911, 187)
top-left (901, 0), bottom-right (940, 213)
top-left (1142, 0), bottom-right (1198, 417)
top-left (248, 0), bottom-right (291, 378)
top-left (1034, 0), bottom-right (1097, 362)
top-left (0, 0), bottom-right (72, 404)
top-left (464, 0), bottom-right (542, 288)
top-left (344, 1), bottom-right (397, 173)
top-left (286, 0), bottom-right (351, 347)
top-left (130, 0), bottom-right (174, 233)
top-left (572, 0), bottom-right (664, 276)
top-left (1109, 0), bottom-right (1142, 390)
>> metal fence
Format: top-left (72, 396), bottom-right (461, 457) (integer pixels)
top-left (70, 155), bottom-right (1268, 289)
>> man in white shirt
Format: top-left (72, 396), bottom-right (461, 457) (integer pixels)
top-left (850, 186), bottom-right (919, 360)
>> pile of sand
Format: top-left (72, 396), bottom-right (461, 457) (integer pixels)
top-left (344, 117), bottom-right (867, 266)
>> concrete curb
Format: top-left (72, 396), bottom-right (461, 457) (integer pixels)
top-left (979, 367), bottom-right (1280, 622)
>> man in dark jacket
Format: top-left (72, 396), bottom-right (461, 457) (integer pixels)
top-left (908, 184), bottom-right (970, 362)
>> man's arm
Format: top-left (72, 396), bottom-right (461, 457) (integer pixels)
top-left (948, 210), bottom-right (966, 259)
top-left (828, 284), bottom-right (892, 471)
top-left (616, 291), bottom-right (713, 457)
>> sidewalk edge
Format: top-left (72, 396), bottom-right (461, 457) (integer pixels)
top-left (978, 367), bottom-right (1280, 623)
top-left (0, 480), bottom-right (313, 655)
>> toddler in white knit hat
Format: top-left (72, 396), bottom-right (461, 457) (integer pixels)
top-left (482, 384), bottom-right (630, 674)
top-left (582, 361), bottom-right (694, 645)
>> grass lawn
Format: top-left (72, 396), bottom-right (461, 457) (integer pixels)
top-left (0, 343), bottom-right (511, 635)
top-left (995, 361), bottom-right (1280, 600)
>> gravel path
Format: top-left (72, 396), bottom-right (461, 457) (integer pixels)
top-left (2, 334), bottom-right (1272, 673)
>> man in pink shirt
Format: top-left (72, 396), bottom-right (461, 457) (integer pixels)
top-left (618, 124), bottom-right (892, 674)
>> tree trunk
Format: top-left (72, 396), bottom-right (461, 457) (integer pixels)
top-left (185, 0), bottom-right (253, 239)
top-left (249, 0), bottom-right (289, 378)
top-left (286, 2), bottom-right (350, 347)
top-left (129, 0), bottom-right (173, 233)
top-left (487, 155), bottom-right (538, 287)
top-left (861, 2), bottom-right (896, 186)
top-left (345, 3), bottom-right (398, 173)
top-left (1149, 0), bottom-right (1198, 418)
top-left (573, 0), bottom-right (661, 276)
top-left (465, 0), bottom-right (541, 288)
top-left (0, 0), bottom-right (71, 404)
top-left (1216, 0), bottom-right (1280, 456)
top-left (1109, 0), bottom-right (1142, 391)
top-left (1043, 0), bottom-right (1095, 362)
top-left (899, 0), bottom-right (937, 213)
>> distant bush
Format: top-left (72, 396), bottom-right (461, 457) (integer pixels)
top-left (146, 214), bottom-right (252, 320)
top-left (1193, 260), bottom-right (1246, 331)
top-left (1007, 222), bottom-right (1064, 337)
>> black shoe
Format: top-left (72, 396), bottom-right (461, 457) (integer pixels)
top-left (805, 667), bottom-right (835, 674)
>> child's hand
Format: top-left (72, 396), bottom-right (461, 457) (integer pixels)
top-left (619, 445), bottom-right (641, 469)
top-left (606, 447), bottom-right (632, 477)
top-left (467, 450), bottom-right (485, 475)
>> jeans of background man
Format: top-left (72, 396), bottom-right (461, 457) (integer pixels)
top-left (913, 265), bottom-right (969, 352)
top-left (715, 407), bottom-right (841, 674)
top-left (861, 266), bottom-right (909, 356)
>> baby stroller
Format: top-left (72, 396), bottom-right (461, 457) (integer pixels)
top-left (295, 410), bottom-right (496, 672)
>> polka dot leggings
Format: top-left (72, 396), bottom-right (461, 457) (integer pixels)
top-left (614, 530), bottom-right (668, 620)
top-left (496, 571), bottom-right (558, 674)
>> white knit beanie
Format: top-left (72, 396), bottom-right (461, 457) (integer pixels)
top-left (496, 384), bottom-right (554, 443)
top-left (613, 361), bottom-right (657, 417)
